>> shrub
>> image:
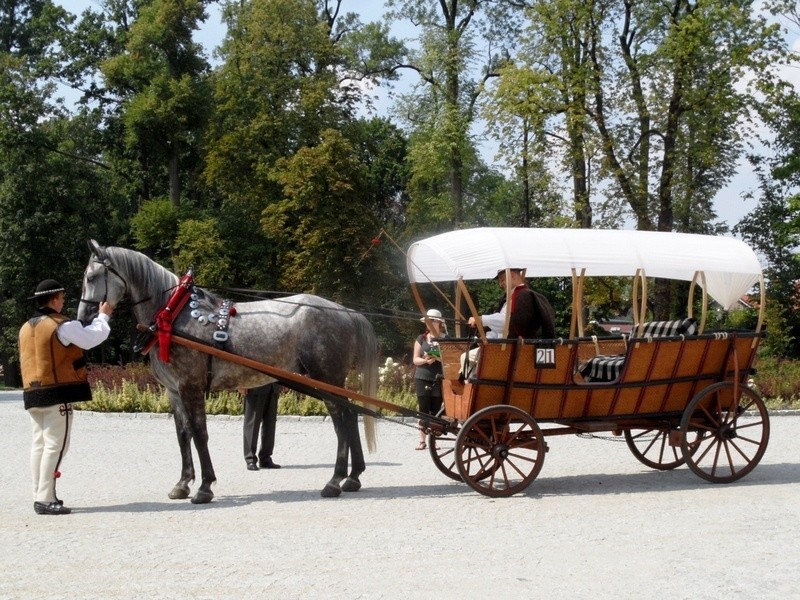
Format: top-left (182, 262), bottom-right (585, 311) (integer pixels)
top-left (77, 360), bottom-right (417, 416)
top-left (751, 354), bottom-right (800, 409)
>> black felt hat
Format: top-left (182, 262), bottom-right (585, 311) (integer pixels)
top-left (494, 267), bottom-right (524, 280)
top-left (28, 279), bottom-right (65, 301)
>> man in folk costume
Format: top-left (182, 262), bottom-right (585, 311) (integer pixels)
top-left (461, 268), bottom-right (555, 379)
top-left (19, 279), bottom-right (113, 515)
top-left (469, 268), bottom-right (555, 339)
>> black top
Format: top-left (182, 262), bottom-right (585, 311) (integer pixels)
top-left (414, 334), bottom-right (443, 381)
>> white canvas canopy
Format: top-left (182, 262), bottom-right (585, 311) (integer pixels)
top-left (406, 228), bottom-right (763, 310)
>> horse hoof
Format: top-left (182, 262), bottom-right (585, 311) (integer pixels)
top-left (191, 489), bottom-right (214, 504)
top-left (168, 485), bottom-right (190, 500)
top-left (321, 483), bottom-right (342, 498)
top-left (341, 477), bottom-right (362, 492)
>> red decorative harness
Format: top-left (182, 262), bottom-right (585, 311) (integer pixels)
top-left (154, 271), bottom-right (195, 363)
top-left (136, 270), bottom-right (239, 363)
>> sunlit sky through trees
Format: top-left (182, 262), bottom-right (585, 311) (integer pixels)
top-left (57, 0), bottom-right (800, 229)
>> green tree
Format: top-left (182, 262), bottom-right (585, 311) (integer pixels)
top-left (101, 0), bottom-right (211, 207)
top-left (0, 0), bottom-right (135, 376)
top-left (173, 217), bottom-right (232, 287)
top-left (263, 129), bottom-right (376, 298)
top-left (205, 0), bottom-right (345, 204)
top-left (205, 0), bottom-right (406, 306)
top-left (736, 33), bottom-right (800, 357)
top-left (485, 3), bottom-right (595, 228)
top-left (130, 197), bottom-right (179, 262)
top-left (735, 159), bottom-right (800, 357)
top-left (387, 0), bottom-right (519, 228)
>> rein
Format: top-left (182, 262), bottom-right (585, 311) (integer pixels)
top-left (205, 286), bottom-right (431, 325)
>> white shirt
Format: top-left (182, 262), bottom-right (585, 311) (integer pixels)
top-left (480, 283), bottom-right (526, 339)
top-left (481, 306), bottom-right (505, 339)
top-left (56, 313), bottom-right (111, 350)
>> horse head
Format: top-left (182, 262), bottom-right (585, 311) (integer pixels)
top-left (77, 239), bottom-right (128, 324)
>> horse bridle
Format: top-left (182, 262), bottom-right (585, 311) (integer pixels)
top-left (79, 254), bottom-right (150, 312)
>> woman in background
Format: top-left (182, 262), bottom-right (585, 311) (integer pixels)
top-left (412, 309), bottom-right (447, 450)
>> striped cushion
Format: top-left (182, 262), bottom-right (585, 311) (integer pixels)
top-left (580, 354), bottom-right (626, 382)
top-left (638, 318), bottom-right (698, 338)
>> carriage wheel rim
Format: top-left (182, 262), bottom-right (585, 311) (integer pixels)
top-left (679, 382), bottom-right (770, 484)
top-left (455, 405), bottom-right (545, 497)
top-left (428, 431), bottom-right (462, 482)
top-left (624, 427), bottom-right (687, 470)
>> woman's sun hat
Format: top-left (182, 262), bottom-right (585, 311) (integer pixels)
top-left (420, 309), bottom-right (445, 323)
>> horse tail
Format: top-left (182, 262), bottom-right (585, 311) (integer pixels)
top-left (354, 313), bottom-right (379, 453)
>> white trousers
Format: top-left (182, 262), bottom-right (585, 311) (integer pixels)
top-left (28, 403), bottom-right (72, 503)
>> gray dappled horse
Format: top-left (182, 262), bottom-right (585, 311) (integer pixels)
top-left (77, 240), bottom-right (378, 503)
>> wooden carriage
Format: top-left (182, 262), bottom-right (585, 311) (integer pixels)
top-left (407, 228), bottom-right (769, 497)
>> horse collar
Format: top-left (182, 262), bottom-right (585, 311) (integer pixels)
top-left (154, 270), bottom-right (195, 363)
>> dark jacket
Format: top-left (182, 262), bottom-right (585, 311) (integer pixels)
top-left (508, 286), bottom-right (556, 339)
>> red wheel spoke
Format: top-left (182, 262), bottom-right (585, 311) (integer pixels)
top-left (710, 437), bottom-right (723, 477)
top-left (699, 404), bottom-right (720, 428)
top-left (693, 436), bottom-right (718, 464)
top-left (727, 438), bottom-right (754, 463)
top-left (735, 420), bottom-right (764, 431)
top-left (721, 439), bottom-right (737, 477)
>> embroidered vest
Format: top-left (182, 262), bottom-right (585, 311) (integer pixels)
top-left (19, 313), bottom-right (91, 409)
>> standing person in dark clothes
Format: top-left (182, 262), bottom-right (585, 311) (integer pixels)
top-left (19, 279), bottom-right (114, 515)
top-left (412, 309), bottom-right (447, 450)
top-left (241, 383), bottom-right (281, 470)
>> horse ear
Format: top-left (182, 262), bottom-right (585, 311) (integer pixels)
top-left (87, 239), bottom-right (103, 258)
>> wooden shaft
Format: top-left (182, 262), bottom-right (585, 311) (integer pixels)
top-left (170, 334), bottom-right (406, 415)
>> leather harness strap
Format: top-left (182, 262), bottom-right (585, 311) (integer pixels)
top-left (155, 271), bottom-right (195, 363)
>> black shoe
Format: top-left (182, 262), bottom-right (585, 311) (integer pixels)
top-left (34, 501), bottom-right (71, 515)
top-left (246, 462), bottom-right (259, 471)
top-left (260, 458), bottom-right (281, 469)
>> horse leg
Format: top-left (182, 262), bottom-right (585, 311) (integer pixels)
top-left (321, 402), bottom-right (349, 498)
top-left (167, 391), bottom-right (194, 500)
top-left (341, 407), bottom-right (365, 493)
top-left (182, 386), bottom-right (217, 504)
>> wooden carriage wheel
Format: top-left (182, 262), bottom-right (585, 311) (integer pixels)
top-left (624, 426), bottom-right (689, 471)
top-left (427, 431), bottom-right (462, 482)
top-left (679, 382), bottom-right (770, 483)
top-left (455, 405), bottom-right (546, 497)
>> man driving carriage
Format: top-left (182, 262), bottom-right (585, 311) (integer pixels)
top-left (468, 268), bottom-right (555, 339)
top-left (461, 268), bottom-right (556, 378)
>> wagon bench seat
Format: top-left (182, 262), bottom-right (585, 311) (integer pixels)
top-left (580, 318), bottom-right (698, 382)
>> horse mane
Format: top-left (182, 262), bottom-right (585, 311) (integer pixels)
top-left (105, 246), bottom-right (177, 297)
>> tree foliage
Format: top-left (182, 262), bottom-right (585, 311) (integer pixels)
top-left (101, 0), bottom-right (211, 207)
top-left (387, 0), bottom-right (520, 228)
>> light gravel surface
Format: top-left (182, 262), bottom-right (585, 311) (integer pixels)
top-left (1, 392), bottom-right (799, 599)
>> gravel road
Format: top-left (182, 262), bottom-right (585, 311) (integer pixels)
top-left (1, 393), bottom-right (799, 599)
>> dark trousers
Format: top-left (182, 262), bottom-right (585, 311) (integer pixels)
top-left (243, 383), bottom-right (280, 464)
